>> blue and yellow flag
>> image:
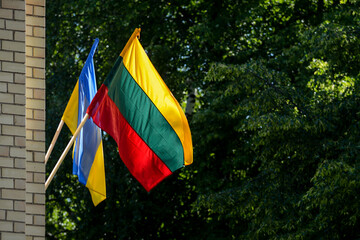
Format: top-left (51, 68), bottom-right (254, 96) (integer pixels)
top-left (61, 39), bottom-right (106, 206)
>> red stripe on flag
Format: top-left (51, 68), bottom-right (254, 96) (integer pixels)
top-left (87, 84), bottom-right (172, 191)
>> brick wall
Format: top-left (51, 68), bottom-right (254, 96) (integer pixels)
top-left (0, 1), bottom-right (27, 239)
top-left (0, 0), bottom-right (46, 239)
top-left (25, 0), bottom-right (46, 239)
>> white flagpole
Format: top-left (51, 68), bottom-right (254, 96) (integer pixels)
top-left (45, 114), bottom-right (89, 190)
top-left (45, 120), bottom-right (65, 164)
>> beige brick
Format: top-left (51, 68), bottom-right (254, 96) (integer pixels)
top-left (1, 232), bottom-right (25, 240)
top-left (33, 27), bottom-right (45, 37)
top-left (15, 115), bottom-right (26, 126)
top-left (27, 150), bottom-right (33, 161)
top-left (0, 135), bottom-right (14, 146)
top-left (3, 125), bottom-right (25, 136)
top-left (0, 19), bottom-right (5, 28)
top-left (10, 147), bottom-right (26, 158)
top-left (14, 10), bottom-right (25, 21)
top-left (15, 31), bottom-right (26, 41)
top-left (26, 88), bottom-right (34, 98)
top-left (33, 110), bottom-right (45, 120)
top-left (26, 66), bottom-right (33, 77)
top-left (34, 89), bottom-right (45, 99)
top-left (0, 82), bottom-right (8, 93)
top-left (2, 104), bottom-right (25, 115)
top-left (15, 179), bottom-right (26, 189)
top-left (33, 152), bottom-right (45, 162)
top-left (0, 220), bottom-right (13, 231)
top-left (26, 183), bottom-right (44, 193)
top-left (0, 82), bottom-right (8, 92)
top-left (26, 56), bottom-right (45, 68)
top-left (25, 204), bottom-right (44, 215)
top-left (14, 73), bottom-right (25, 84)
top-left (15, 94), bottom-right (26, 105)
top-left (33, 131), bottom-right (45, 141)
top-left (26, 4), bottom-right (34, 15)
top-left (15, 136), bottom-right (26, 147)
top-left (26, 78), bottom-right (45, 88)
top-left (34, 236), bottom-right (46, 240)
top-left (26, 99), bottom-right (45, 109)
top-left (0, 9), bottom-right (13, 19)
top-left (0, 117), bottom-right (14, 127)
top-left (2, 61), bottom-right (25, 73)
top-left (33, 68), bottom-right (44, 79)
top-left (15, 52), bottom-right (26, 62)
top-left (5, 20), bottom-right (25, 31)
top-left (33, 215), bottom-right (45, 225)
top-left (26, 153), bottom-right (33, 162)
top-left (0, 50), bottom-right (13, 61)
top-left (0, 199), bottom-right (14, 210)
top-left (26, 36), bottom-right (45, 47)
top-left (7, 211), bottom-right (25, 222)
top-left (26, 110), bottom-right (34, 121)
top-left (26, 193), bottom-right (33, 202)
top-left (26, 225), bottom-right (45, 236)
top-left (2, 0), bottom-right (25, 10)
top-left (14, 200), bottom-right (25, 211)
top-left (26, 141), bottom-right (44, 152)
top-left (25, 16), bottom-right (45, 27)
top-left (26, 129), bottom-right (33, 139)
top-left (27, 0), bottom-right (45, 6)
top-left (2, 40), bottom-right (25, 52)
top-left (2, 167), bottom-right (25, 179)
top-left (14, 158), bottom-right (26, 168)
top-left (0, 178), bottom-right (14, 188)
top-left (14, 222), bottom-right (25, 232)
top-left (27, 119), bottom-right (45, 131)
top-left (26, 171), bottom-right (34, 182)
top-left (33, 236), bottom-right (46, 240)
top-left (0, 29), bottom-right (13, 40)
top-left (33, 6), bottom-right (45, 17)
top-left (0, 210), bottom-right (5, 220)
top-left (0, 157), bottom-right (14, 167)
top-left (15, 94), bottom-right (26, 104)
top-left (2, 189), bottom-right (25, 200)
top-left (25, 214), bottom-right (33, 226)
top-left (26, 25), bottom-right (33, 36)
top-left (0, 72), bottom-right (14, 82)
top-left (8, 83), bottom-right (25, 94)
top-left (25, 162), bottom-right (44, 172)
top-left (33, 47), bottom-right (45, 58)
top-left (33, 173), bottom-right (44, 183)
top-left (0, 146), bottom-right (10, 157)
top-left (0, 93), bottom-right (14, 104)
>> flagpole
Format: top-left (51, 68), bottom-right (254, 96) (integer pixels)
top-left (45, 113), bottom-right (89, 190)
top-left (45, 120), bottom-right (64, 164)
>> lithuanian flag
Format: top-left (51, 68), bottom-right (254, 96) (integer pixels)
top-left (87, 29), bottom-right (193, 191)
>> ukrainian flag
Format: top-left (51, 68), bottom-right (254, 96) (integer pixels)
top-left (61, 38), bottom-right (106, 206)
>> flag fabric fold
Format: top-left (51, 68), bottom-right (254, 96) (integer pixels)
top-left (87, 28), bottom-right (193, 191)
top-left (62, 38), bottom-right (106, 206)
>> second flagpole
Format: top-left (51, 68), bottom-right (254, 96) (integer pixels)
top-left (45, 114), bottom-right (89, 190)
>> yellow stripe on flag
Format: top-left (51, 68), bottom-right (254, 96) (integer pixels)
top-left (86, 141), bottom-right (106, 206)
top-left (62, 80), bottom-right (79, 135)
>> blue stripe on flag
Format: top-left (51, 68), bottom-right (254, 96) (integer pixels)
top-left (73, 39), bottom-right (102, 185)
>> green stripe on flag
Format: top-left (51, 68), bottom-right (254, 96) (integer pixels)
top-left (104, 56), bottom-right (184, 172)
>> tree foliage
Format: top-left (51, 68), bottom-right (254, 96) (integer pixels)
top-left (46, 0), bottom-right (360, 239)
